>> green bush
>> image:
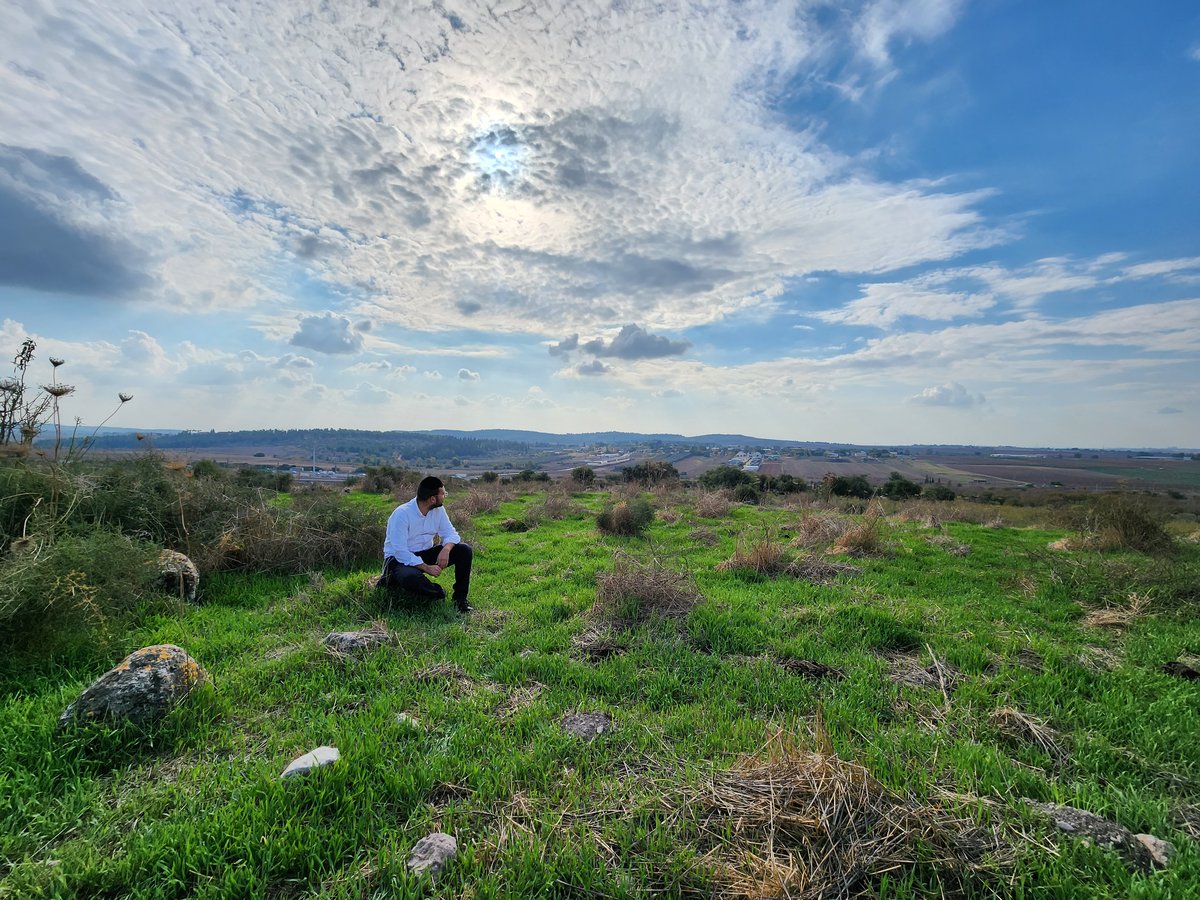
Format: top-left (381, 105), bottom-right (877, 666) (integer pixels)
top-left (923, 484), bottom-right (956, 501)
top-left (622, 460), bottom-right (679, 486)
top-left (596, 498), bottom-right (655, 537)
top-left (880, 472), bottom-right (921, 500)
top-left (571, 466), bottom-right (595, 486)
top-left (733, 484), bottom-right (760, 504)
top-left (699, 465), bottom-right (752, 490)
top-left (0, 528), bottom-right (166, 660)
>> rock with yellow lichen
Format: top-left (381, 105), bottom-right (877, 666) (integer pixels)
top-left (57, 644), bottom-right (207, 730)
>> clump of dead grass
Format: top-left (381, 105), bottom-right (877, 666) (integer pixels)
top-left (695, 490), bottom-right (733, 519)
top-left (592, 549), bottom-right (701, 625)
top-left (831, 514), bottom-right (892, 557)
top-left (717, 530), bottom-right (792, 576)
top-left (453, 487), bottom-right (501, 517)
top-left (1081, 591), bottom-right (1149, 629)
top-left (791, 512), bottom-right (853, 549)
top-left (689, 527), bottom-right (721, 547)
top-left (785, 554), bottom-right (861, 585)
top-left (989, 707), bottom-right (1062, 757)
top-left (693, 729), bottom-right (1008, 899)
top-left (896, 504), bottom-right (943, 529)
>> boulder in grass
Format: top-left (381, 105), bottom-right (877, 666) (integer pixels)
top-left (158, 549), bottom-right (200, 602)
top-left (407, 832), bottom-right (457, 879)
top-left (1024, 800), bottom-right (1174, 870)
top-left (58, 644), bottom-right (206, 729)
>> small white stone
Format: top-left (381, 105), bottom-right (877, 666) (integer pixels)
top-left (281, 745), bottom-right (340, 779)
top-left (396, 712), bottom-right (422, 729)
top-left (407, 832), bottom-right (457, 878)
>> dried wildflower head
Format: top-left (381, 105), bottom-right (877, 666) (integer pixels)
top-left (42, 383), bottom-right (75, 398)
top-left (49, 357), bottom-right (65, 367)
top-left (0, 377), bottom-right (18, 393)
top-left (118, 392), bottom-right (133, 403)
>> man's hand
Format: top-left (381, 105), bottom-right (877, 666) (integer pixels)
top-left (436, 543), bottom-right (454, 569)
top-left (422, 563), bottom-right (442, 577)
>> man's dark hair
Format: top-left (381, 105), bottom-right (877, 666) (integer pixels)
top-left (417, 476), bottom-right (445, 502)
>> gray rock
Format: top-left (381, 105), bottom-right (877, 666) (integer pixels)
top-left (1135, 833), bottom-right (1175, 868)
top-left (281, 745), bottom-right (340, 778)
top-left (158, 550), bottom-right (200, 602)
top-left (323, 626), bottom-right (390, 654)
top-left (560, 711), bottom-right (613, 740)
top-left (407, 832), bottom-right (457, 878)
top-left (58, 644), bottom-right (206, 729)
top-left (1025, 800), bottom-right (1168, 870)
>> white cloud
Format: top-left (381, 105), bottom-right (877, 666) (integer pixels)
top-left (289, 312), bottom-right (364, 355)
top-left (423, 370), bottom-right (442, 380)
top-left (457, 368), bottom-right (480, 381)
top-left (908, 382), bottom-right (985, 407)
top-left (0, 0), bottom-right (995, 337)
top-left (816, 282), bottom-right (994, 327)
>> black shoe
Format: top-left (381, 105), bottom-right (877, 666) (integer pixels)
top-left (456, 601), bottom-right (474, 614)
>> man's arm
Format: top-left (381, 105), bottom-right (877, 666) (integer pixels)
top-left (435, 508), bottom-right (460, 568)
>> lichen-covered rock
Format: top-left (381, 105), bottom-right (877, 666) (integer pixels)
top-left (560, 711), bottom-right (613, 740)
top-left (158, 550), bottom-right (200, 602)
top-left (58, 644), bottom-right (206, 729)
top-left (1025, 800), bottom-right (1172, 870)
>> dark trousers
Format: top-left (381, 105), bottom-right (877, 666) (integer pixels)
top-left (383, 544), bottom-right (472, 608)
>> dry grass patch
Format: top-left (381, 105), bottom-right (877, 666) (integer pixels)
top-left (896, 504), bottom-right (943, 529)
top-left (693, 731), bottom-right (1007, 899)
top-left (571, 624), bottom-right (626, 661)
top-left (414, 662), bottom-right (476, 692)
top-left (694, 490), bottom-right (733, 519)
top-left (1081, 592), bottom-right (1149, 629)
top-left (774, 657), bottom-right (845, 680)
top-left (990, 707), bottom-right (1062, 757)
top-left (717, 531), bottom-right (792, 576)
top-left (454, 488), bottom-right (501, 518)
top-left (786, 554), bottom-right (861, 585)
top-left (831, 515), bottom-right (892, 558)
top-left (791, 511), bottom-right (853, 549)
top-left (689, 527), bottom-right (721, 547)
top-left (885, 649), bottom-right (963, 693)
top-left (592, 550), bottom-right (701, 625)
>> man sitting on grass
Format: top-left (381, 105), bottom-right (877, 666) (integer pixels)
top-left (381, 476), bottom-right (474, 613)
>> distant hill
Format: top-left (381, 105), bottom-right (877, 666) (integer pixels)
top-left (425, 429), bottom-right (798, 447)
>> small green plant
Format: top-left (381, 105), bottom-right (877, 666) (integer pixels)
top-left (596, 497), bottom-right (654, 536)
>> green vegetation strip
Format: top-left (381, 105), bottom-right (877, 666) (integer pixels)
top-left (2, 489), bottom-right (1198, 898)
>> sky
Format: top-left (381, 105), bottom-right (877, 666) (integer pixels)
top-left (1, 0), bottom-right (1198, 448)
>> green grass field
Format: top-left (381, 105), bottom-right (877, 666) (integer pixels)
top-left (2, 489), bottom-right (1197, 898)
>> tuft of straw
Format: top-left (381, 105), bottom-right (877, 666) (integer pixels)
top-left (593, 549), bottom-right (701, 625)
top-left (1082, 592), bottom-right (1149, 629)
top-left (693, 731), bottom-right (1008, 899)
top-left (989, 707), bottom-right (1062, 757)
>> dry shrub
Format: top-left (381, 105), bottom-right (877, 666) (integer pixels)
top-left (989, 707), bottom-right (1061, 757)
top-left (695, 490), bottom-right (733, 519)
top-left (897, 503), bottom-right (943, 528)
top-left (531, 489), bottom-right (578, 521)
top-left (499, 517), bottom-right (528, 532)
top-left (792, 512), bottom-right (853, 549)
top-left (454, 488), bottom-right (501, 517)
top-left (657, 505), bottom-right (684, 524)
top-left (1085, 493), bottom-right (1173, 554)
top-left (592, 550), bottom-right (700, 625)
top-left (694, 731), bottom-right (1006, 899)
top-left (596, 498), bottom-right (654, 537)
top-left (1082, 591), bottom-right (1149, 629)
top-left (193, 494), bottom-right (383, 574)
top-left (831, 515), bottom-right (891, 557)
top-left (689, 527), bottom-right (721, 547)
top-left (717, 530), bottom-right (791, 576)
